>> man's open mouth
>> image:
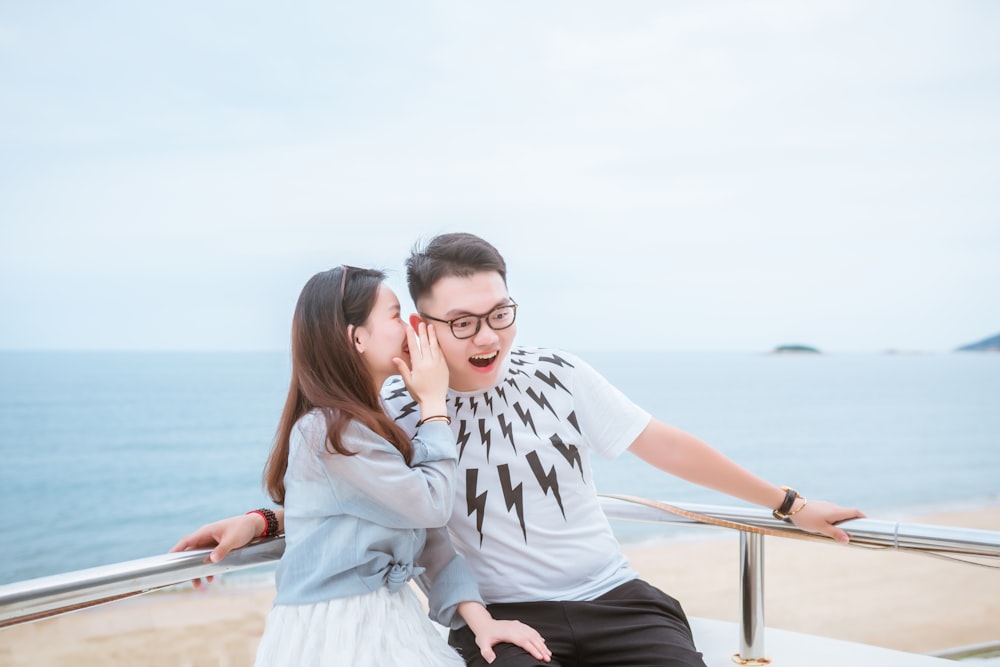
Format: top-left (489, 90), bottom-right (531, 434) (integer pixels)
top-left (469, 352), bottom-right (498, 368)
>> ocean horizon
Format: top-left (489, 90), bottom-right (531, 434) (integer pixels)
top-left (2, 348), bottom-right (998, 585)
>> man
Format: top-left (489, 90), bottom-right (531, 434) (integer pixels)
top-left (174, 232), bottom-right (863, 666)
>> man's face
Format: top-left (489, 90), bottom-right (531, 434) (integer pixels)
top-left (411, 270), bottom-right (516, 393)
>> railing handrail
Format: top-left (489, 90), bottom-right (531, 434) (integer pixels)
top-left (600, 498), bottom-right (1000, 664)
top-left (0, 538), bottom-right (285, 628)
top-left (2, 499), bottom-right (997, 630)
top-left (598, 498), bottom-right (1000, 557)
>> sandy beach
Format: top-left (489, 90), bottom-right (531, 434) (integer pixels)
top-left (2, 506), bottom-right (997, 666)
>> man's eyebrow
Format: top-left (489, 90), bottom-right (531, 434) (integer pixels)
top-left (439, 299), bottom-right (512, 318)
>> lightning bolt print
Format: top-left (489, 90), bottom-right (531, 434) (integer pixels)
top-left (538, 352), bottom-right (576, 368)
top-left (497, 414), bottom-right (517, 453)
top-left (534, 370), bottom-right (569, 394)
top-left (567, 410), bottom-right (581, 434)
top-left (525, 386), bottom-right (557, 416)
top-left (455, 420), bottom-right (473, 461)
top-left (550, 434), bottom-right (584, 481)
top-left (494, 385), bottom-right (509, 407)
top-left (525, 450), bottom-right (565, 518)
top-left (393, 399), bottom-right (419, 423)
top-left (510, 348), bottom-right (530, 365)
top-left (512, 401), bottom-right (538, 436)
top-left (384, 381), bottom-right (411, 402)
top-left (538, 352), bottom-right (575, 368)
top-left (497, 464), bottom-right (527, 542)
top-left (466, 469), bottom-right (488, 547)
top-left (478, 419), bottom-right (493, 462)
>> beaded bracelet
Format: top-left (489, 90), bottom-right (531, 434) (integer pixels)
top-left (247, 508), bottom-right (279, 538)
top-left (416, 415), bottom-right (452, 427)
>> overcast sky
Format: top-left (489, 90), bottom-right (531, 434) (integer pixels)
top-left (1, 1), bottom-right (997, 353)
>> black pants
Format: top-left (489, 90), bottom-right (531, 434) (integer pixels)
top-left (448, 579), bottom-right (707, 667)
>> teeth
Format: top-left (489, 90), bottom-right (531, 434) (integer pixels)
top-left (471, 353), bottom-right (495, 360)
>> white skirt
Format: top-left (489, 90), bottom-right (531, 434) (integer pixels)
top-left (253, 585), bottom-right (465, 667)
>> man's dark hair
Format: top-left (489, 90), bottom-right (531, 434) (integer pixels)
top-left (405, 232), bottom-right (507, 305)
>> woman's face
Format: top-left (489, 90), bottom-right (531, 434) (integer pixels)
top-left (354, 284), bottom-right (409, 387)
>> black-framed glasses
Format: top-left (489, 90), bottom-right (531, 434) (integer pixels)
top-left (420, 303), bottom-right (518, 339)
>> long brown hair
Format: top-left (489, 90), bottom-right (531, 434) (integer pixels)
top-left (263, 266), bottom-right (413, 505)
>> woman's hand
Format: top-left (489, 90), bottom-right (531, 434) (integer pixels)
top-left (473, 618), bottom-right (552, 664)
top-left (393, 321), bottom-right (449, 414)
top-left (457, 601), bottom-right (551, 663)
top-left (169, 512), bottom-right (262, 586)
top-left (168, 513), bottom-right (260, 588)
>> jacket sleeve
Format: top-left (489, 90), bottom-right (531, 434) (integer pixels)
top-left (414, 527), bottom-right (484, 628)
top-left (307, 418), bottom-right (458, 529)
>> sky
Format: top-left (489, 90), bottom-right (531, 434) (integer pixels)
top-left (1, 1), bottom-right (998, 353)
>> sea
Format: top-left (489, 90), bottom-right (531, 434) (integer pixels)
top-left (1, 349), bottom-right (998, 586)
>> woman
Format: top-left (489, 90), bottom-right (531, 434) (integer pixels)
top-left (219, 265), bottom-right (548, 666)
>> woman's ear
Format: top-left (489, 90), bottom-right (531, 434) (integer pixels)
top-left (348, 324), bottom-right (366, 353)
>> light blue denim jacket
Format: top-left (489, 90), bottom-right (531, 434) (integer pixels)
top-left (272, 409), bottom-right (483, 626)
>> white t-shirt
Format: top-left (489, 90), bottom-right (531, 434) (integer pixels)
top-left (382, 346), bottom-right (652, 604)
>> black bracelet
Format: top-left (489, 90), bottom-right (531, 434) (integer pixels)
top-left (772, 486), bottom-right (799, 521)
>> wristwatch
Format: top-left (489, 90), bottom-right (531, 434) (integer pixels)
top-left (772, 486), bottom-right (799, 521)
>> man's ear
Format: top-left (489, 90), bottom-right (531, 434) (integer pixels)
top-left (408, 313), bottom-right (424, 329)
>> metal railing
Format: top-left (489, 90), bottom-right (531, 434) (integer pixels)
top-left (0, 537), bottom-right (285, 629)
top-left (598, 498), bottom-right (1000, 663)
top-left (2, 499), bottom-right (998, 663)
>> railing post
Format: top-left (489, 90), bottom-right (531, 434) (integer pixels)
top-left (734, 531), bottom-right (770, 665)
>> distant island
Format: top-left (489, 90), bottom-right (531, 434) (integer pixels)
top-left (956, 332), bottom-right (1000, 352)
top-left (771, 344), bottom-right (821, 354)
